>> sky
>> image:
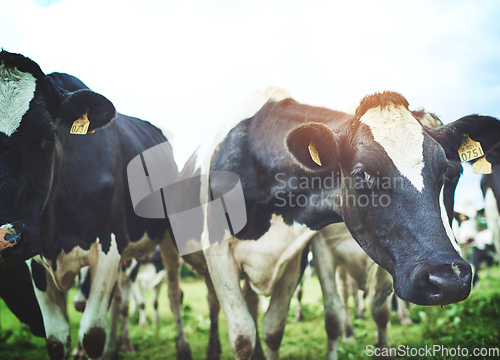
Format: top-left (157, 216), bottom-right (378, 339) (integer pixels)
top-left (1, 0), bottom-right (499, 209)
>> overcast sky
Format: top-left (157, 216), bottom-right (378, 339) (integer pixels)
top-left (1, 0), bottom-right (499, 208)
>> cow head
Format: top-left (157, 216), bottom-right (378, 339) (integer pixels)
top-left (286, 91), bottom-right (500, 305)
top-left (0, 51), bottom-right (116, 262)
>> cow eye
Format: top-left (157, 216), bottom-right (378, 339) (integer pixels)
top-left (41, 132), bottom-right (56, 149)
top-left (352, 168), bottom-right (372, 183)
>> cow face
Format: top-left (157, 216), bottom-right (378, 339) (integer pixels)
top-left (0, 51), bottom-right (116, 262)
top-left (286, 91), bottom-right (500, 305)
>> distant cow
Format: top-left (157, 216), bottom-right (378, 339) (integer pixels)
top-left (130, 248), bottom-right (166, 327)
top-left (194, 86), bottom-right (500, 359)
top-left (0, 51), bottom-right (189, 360)
top-left (482, 166), bottom-right (500, 262)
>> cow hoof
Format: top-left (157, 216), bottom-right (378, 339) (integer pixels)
top-left (102, 350), bottom-right (118, 360)
top-left (47, 335), bottom-right (69, 360)
top-left (119, 340), bottom-right (135, 354)
top-left (206, 339), bottom-right (221, 360)
top-left (82, 327), bottom-right (106, 359)
top-left (177, 337), bottom-right (192, 360)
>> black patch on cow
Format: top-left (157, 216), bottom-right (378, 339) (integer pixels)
top-left (79, 268), bottom-right (91, 300)
top-left (0, 262), bottom-right (45, 337)
top-left (30, 259), bottom-right (47, 292)
top-left (355, 91), bottom-right (409, 118)
top-left (0, 50), bottom-right (45, 80)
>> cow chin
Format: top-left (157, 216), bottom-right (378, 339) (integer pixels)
top-left (392, 258), bottom-right (472, 306)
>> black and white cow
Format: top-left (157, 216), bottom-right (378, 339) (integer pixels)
top-left (194, 87), bottom-right (500, 359)
top-left (0, 51), bottom-right (189, 360)
top-left (302, 109), bottom-right (465, 359)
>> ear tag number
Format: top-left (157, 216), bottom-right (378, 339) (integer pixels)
top-left (472, 156), bottom-right (492, 174)
top-left (458, 134), bottom-right (484, 162)
top-left (308, 141), bottom-right (322, 166)
top-left (70, 112), bottom-right (90, 135)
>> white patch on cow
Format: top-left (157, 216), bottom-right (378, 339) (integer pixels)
top-left (230, 214), bottom-right (315, 296)
top-left (79, 234), bottom-right (121, 343)
top-left (27, 258), bottom-right (71, 354)
top-left (439, 186), bottom-right (462, 255)
top-left (0, 64), bottom-right (37, 136)
top-left (360, 104), bottom-right (424, 192)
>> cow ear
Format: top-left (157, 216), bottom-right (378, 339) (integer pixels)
top-left (59, 89), bottom-right (116, 131)
top-left (286, 122), bottom-right (338, 171)
top-left (430, 115), bottom-right (500, 164)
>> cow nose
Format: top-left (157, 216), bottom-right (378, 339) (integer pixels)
top-left (419, 260), bottom-right (472, 305)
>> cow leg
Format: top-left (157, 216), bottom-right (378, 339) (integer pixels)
top-left (294, 281), bottom-right (304, 322)
top-left (354, 289), bottom-right (365, 319)
top-left (152, 281), bottom-right (162, 326)
top-left (205, 276), bottom-right (222, 360)
top-left (242, 279), bottom-right (264, 360)
top-left (102, 275), bottom-right (121, 360)
top-left (312, 235), bottom-right (344, 360)
top-left (396, 297), bottom-right (412, 326)
top-left (79, 235), bottom-right (121, 359)
top-left (29, 259), bottom-right (71, 360)
top-left (131, 281), bottom-right (147, 326)
top-left (204, 239), bottom-right (256, 360)
top-left (158, 233), bottom-right (192, 360)
top-left (338, 266), bottom-right (354, 341)
top-left (372, 266), bottom-right (393, 358)
top-left (118, 269), bottom-right (135, 354)
top-left (261, 254), bottom-right (302, 360)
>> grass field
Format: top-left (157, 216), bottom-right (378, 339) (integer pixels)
top-left (1, 265), bottom-right (499, 360)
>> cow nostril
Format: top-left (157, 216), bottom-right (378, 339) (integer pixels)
top-left (427, 274), bottom-right (445, 296)
top-left (4, 231), bottom-right (20, 244)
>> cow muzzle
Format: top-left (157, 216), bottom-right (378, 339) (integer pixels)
top-left (0, 224), bottom-right (20, 251)
top-left (394, 256), bottom-right (472, 306)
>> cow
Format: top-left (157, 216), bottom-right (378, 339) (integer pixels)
top-left (130, 248), bottom-right (166, 327)
top-left (468, 228), bottom-right (495, 287)
top-left (299, 109), bottom-right (464, 358)
top-left (0, 50), bottom-right (189, 360)
top-left (191, 86), bottom-right (500, 360)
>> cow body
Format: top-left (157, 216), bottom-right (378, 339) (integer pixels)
top-left (0, 51), bottom-right (189, 360)
top-left (196, 87), bottom-right (500, 359)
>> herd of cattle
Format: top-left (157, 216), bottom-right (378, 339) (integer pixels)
top-left (0, 50), bottom-right (499, 360)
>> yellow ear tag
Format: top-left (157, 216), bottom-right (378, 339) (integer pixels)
top-left (308, 141), bottom-right (322, 166)
top-left (70, 112), bottom-right (90, 135)
top-left (458, 134), bottom-right (484, 162)
top-left (472, 156), bottom-right (492, 174)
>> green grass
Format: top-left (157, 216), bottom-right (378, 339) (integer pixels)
top-left (1, 266), bottom-right (499, 359)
